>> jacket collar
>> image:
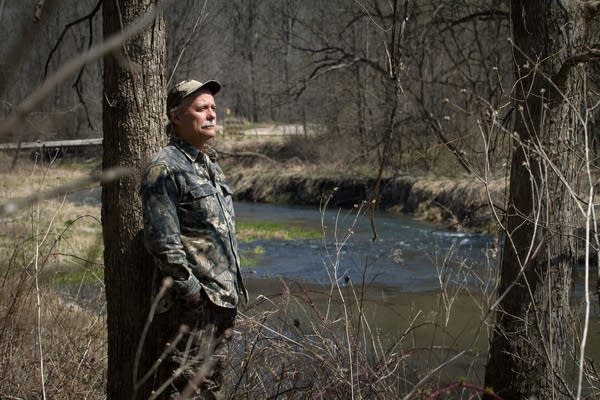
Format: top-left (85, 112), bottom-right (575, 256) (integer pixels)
top-left (171, 136), bottom-right (201, 162)
top-left (170, 136), bottom-right (218, 163)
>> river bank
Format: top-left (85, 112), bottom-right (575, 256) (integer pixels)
top-left (226, 165), bottom-right (505, 233)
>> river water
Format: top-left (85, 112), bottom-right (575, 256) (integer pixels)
top-left (236, 201), bottom-right (600, 390)
top-left (71, 189), bottom-right (496, 293)
top-left (236, 201), bottom-right (496, 294)
top-left (67, 191), bottom-right (600, 387)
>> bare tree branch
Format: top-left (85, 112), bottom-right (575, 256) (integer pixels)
top-left (167, 0), bottom-right (208, 86)
top-left (0, 1), bottom-right (166, 138)
top-left (43, 0), bottom-right (102, 79)
top-left (425, 114), bottom-right (473, 174)
top-left (445, 9), bottom-right (509, 26)
top-left (0, 166), bottom-right (130, 217)
top-left (553, 45), bottom-right (600, 89)
top-left (40, 0), bottom-right (103, 130)
top-left (0, 0), bottom-right (60, 98)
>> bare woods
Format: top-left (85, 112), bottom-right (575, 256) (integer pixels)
top-left (1, 1), bottom-right (599, 399)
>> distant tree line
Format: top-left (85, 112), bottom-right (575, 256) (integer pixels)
top-left (1, 0), bottom-right (522, 175)
top-left (4, 1), bottom-right (599, 177)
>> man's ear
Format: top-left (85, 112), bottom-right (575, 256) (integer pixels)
top-left (169, 112), bottom-right (180, 126)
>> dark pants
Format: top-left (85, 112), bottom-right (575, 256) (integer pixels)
top-left (151, 291), bottom-right (236, 400)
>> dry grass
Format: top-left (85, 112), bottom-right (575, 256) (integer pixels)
top-left (0, 157), bottom-right (498, 399)
top-left (407, 176), bottom-right (505, 232)
top-left (0, 154), bottom-right (556, 399)
top-left (224, 265), bottom-right (497, 399)
top-left (0, 286), bottom-right (106, 398)
top-left (0, 156), bottom-right (106, 399)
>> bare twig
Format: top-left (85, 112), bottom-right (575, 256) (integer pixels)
top-left (401, 350), bottom-right (467, 400)
top-left (0, 166), bottom-right (130, 217)
top-left (167, 0), bottom-right (208, 86)
top-left (30, 153), bottom-right (68, 400)
top-left (133, 278), bottom-right (173, 399)
top-left (552, 45), bottom-right (600, 90)
top-left (576, 88), bottom-right (595, 400)
top-left (43, 0), bottom-right (102, 79)
top-left (32, 180), bottom-right (48, 400)
top-left (0, 1), bottom-right (165, 138)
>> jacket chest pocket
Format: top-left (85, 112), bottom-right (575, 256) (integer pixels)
top-left (179, 184), bottom-right (221, 224)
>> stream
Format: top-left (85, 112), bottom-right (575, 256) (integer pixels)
top-left (236, 201), bottom-right (496, 294)
top-left (236, 201), bottom-right (600, 388)
top-left (67, 191), bottom-right (600, 385)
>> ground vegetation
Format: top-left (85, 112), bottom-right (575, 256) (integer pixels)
top-left (1, 0), bottom-right (599, 399)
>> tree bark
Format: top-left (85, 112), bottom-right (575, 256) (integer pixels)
top-left (484, 1), bottom-right (595, 399)
top-left (102, 1), bottom-right (166, 398)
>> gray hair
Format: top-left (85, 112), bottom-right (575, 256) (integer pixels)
top-left (167, 98), bottom-right (190, 122)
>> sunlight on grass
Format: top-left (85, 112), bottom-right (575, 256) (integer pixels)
top-left (0, 159), bottom-right (321, 278)
top-left (236, 220), bottom-right (321, 242)
top-left (240, 245), bottom-right (264, 268)
top-left (51, 265), bottom-right (104, 285)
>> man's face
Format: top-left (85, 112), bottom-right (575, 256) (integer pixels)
top-left (172, 90), bottom-right (217, 148)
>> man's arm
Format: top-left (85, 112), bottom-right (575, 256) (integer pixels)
top-left (141, 163), bottom-right (201, 301)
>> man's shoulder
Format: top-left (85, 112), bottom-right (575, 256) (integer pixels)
top-left (153, 142), bottom-right (184, 161)
top-left (142, 144), bottom-right (184, 181)
top-left (146, 143), bottom-right (189, 168)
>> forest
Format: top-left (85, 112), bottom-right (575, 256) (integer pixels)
top-left (1, 0), bottom-right (599, 399)
top-left (2, 0), bottom-right (520, 175)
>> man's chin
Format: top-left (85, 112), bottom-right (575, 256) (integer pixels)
top-left (200, 130), bottom-right (216, 141)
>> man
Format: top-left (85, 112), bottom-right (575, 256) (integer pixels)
top-left (141, 79), bottom-right (247, 399)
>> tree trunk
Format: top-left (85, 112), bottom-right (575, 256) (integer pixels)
top-left (102, 1), bottom-right (166, 398)
top-left (484, 1), bottom-right (595, 399)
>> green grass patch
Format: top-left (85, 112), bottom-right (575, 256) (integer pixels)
top-left (237, 220), bottom-right (321, 242)
top-left (239, 245), bottom-right (265, 268)
top-left (50, 265), bottom-right (104, 286)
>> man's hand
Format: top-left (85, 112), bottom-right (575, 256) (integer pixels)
top-left (185, 290), bottom-right (201, 307)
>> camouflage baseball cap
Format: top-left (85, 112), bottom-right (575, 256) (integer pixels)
top-left (166, 79), bottom-right (221, 114)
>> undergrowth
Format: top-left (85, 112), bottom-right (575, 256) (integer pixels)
top-left (0, 157), bottom-right (512, 399)
top-left (0, 157), bottom-right (106, 399)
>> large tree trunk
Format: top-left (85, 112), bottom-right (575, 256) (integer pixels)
top-left (102, 1), bottom-right (166, 398)
top-left (484, 2), bottom-right (596, 399)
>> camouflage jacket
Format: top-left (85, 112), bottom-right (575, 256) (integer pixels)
top-left (141, 136), bottom-right (247, 311)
